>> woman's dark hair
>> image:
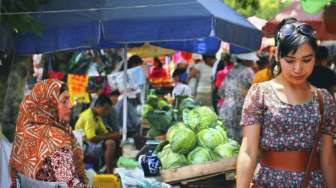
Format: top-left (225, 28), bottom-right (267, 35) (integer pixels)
top-left (94, 95), bottom-right (112, 107)
top-left (274, 17), bottom-right (298, 46)
top-left (316, 46), bottom-right (329, 61)
top-left (272, 21), bottom-right (318, 76)
top-left (257, 52), bottom-right (269, 70)
top-left (277, 33), bottom-right (318, 58)
top-left (128, 55), bottom-right (143, 68)
top-left (153, 57), bottom-right (163, 68)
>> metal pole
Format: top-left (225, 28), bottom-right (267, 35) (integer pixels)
top-left (122, 44), bottom-right (128, 143)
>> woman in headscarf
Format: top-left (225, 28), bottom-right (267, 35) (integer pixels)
top-left (9, 79), bottom-right (87, 187)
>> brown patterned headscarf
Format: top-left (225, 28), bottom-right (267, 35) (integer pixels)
top-left (9, 79), bottom-right (85, 181)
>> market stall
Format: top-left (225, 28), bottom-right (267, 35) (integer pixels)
top-left (11, 0), bottom-right (262, 187)
top-left (140, 93), bottom-right (240, 186)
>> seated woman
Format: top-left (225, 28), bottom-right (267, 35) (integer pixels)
top-left (9, 79), bottom-right (87, 187)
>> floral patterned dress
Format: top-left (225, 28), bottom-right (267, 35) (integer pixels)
top-left (36, 148), bottom-right (86, 187)
top-left (219, 63), bottom-right (255, 142)
top-left (241, 82), bottom-right (336, 187)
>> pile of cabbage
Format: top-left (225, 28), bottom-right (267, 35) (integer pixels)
top-left (155, 97), bottom-right (240, 170)
top-left (142, 91), bottom-right (173, 137)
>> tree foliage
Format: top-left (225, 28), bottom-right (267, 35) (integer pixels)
top-left (224, 0), bottom-right (292, 19)
top-left (1, 0), bottom-right (48, 34)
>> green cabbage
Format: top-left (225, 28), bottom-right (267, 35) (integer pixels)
top-left (158, 99), bottom-right (169, 110)
top-left (187, 147), bottom-right (213, 165)
top-left (215, 125), bottom-right (228, 142)
top-left (166, 122), bottom-right (185, 142)
top-left (185, 106), bottom-right (217, 132)
top-left (154, 140), bottom-right (169, 154)
top-left (142, 104), bottom-right (153, 118)
top-left (157, 145), bottom-right (188, 169)
top-left (148, 127), bottom-right (164, 138)
top-left (146, 110), bottom-right (172, 131)
top-left (178, 97), bottom-right (197, 111)
top-left (209, 150), bottom-right (222, 161)
top-left (146, 93), bottom-right (159, 109)
top-left (228, 138), bottom-right (240, 151)
top-left (216, 120), bottom-right (225, 128)
top-left (197, 128), bottom-right (225, 149)
top-left (214, 139), bottom-right (240, 159)
top-left (170, 127), bottom-right (197, 154)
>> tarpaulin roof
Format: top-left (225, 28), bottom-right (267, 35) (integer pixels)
top-left (14, 0), bottom-right (262, 54)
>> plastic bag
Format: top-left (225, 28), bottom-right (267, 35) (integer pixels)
top-left (117, 156), bottom-right (139, 169)
top-left (115, 168), bottom-right (171, 188)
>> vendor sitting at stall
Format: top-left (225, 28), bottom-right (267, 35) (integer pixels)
top-left (75, 95), bottom-right (121, 173)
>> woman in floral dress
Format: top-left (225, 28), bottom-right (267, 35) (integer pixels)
top-left (10, 79), bottom-right (88, 187)
top-left (218, 52), bottom-right (256, 142)
top-left (236, 21), bottom-right (336, 187)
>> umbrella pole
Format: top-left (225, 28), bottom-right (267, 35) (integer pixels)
top-left (122, 44), bottom-right (128, 143)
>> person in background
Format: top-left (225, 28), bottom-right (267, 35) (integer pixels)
top-left (103, 89), bottom-right (121, 132)
top-left (172, 68), bottom-right (192, 98)
top-left (218, 52), bottom-right (257, 142)
top-left (214, 53), bottom-right (234, 111)
top-left (202, 54), bottom-right (219, 111)
top-left (10, 79), bottom-right (87, 187)
top-left (148, 57), bottom-right (168, 81)
top-left (237, 21), bottom-right (336, 187)
top-left (252, 52), bottom-right (272, 84)
top-left (308, 46), bottom-right (336, 97)
top-left (114, 95), bottom-right (141, 138)
top-left (127, 55), bottom-right (143, 69)
top-left (187, 58), bottom-right (201, 96)
top-left (75, 95), bottom-right (120, 173)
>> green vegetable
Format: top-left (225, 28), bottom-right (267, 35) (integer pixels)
top-left (146, 110), bottom-right (172, 131)
top-left (197, 128), bottom-right (225, 149)
top-left (185, 106), bottom-right (217, 132)
top-left (142, 104), bottom-right (153, 118)
top-left (178, 97), bottom-right (197, 112)
top-left (216, 120), bottom-right (225, 128)
top-left (157, 145), bottom-right (188, 169)
top-left (154, 140), bottom-right (169, 154)
top-left (227, 138), bottom-right (240, 151)
top-left (214, 139), bottom-right (240, 159)
top-left (187, 147), bottom-right (213, 165)
top-left (146, 93), bottom-right (159, 109)
top-left (166, 122), bottom-right (185, 142)
top-left (215, 125), bottom-right (228, 142)
top-left (148, 127), bottom-right (164, 138)
top-left (158, 99), bottom-right (169, 110)
top-left (170, 127), bottom-right (197, 154)
top-left (209, 150), bottom-right (222, 161)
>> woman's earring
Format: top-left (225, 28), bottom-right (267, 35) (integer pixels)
top-left (273, 64), bottom-right (280, 75)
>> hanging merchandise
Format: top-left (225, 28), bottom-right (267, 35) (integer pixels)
top-left (107, 65), bottom-right (146, 96)
top-left (47, 70), bottom-right (65, 80)
top-left (181, 51), bottom-right (192, 64)
top-left (87, 76), bottom-right (105, 93)
top-left (67, 74), bottom-right (90, 104)
top-left (300, 0), bottom-right (328, 14)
